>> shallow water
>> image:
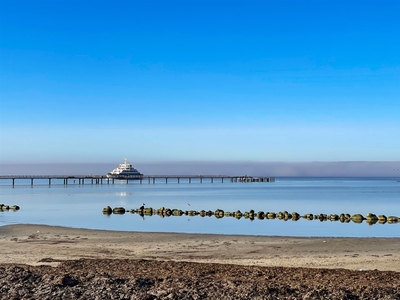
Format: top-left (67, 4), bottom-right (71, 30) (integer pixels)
top-left (0, 177), bottom-right (399, 237)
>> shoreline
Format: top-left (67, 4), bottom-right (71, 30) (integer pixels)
top-left (1, 224), bottom-right (399, 271)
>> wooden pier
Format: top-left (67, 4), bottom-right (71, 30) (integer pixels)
top-left (0, 175), bottom-right (275, 186)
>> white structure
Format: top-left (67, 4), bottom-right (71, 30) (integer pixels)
top-left (107, 158), bottom-right (142, 178)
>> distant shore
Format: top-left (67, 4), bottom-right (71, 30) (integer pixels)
top-left (1, 224), bottom-right (399, 271)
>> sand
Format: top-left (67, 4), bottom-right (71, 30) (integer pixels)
top-left (0, 224), bottom-right (399, 271)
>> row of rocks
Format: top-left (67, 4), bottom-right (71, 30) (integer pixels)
top-left (0, 204), bottom-right (20, 211)
top-left (102, 206), bottom-right (399, 225)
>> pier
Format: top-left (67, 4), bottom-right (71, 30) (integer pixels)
top-left (0, 175), bottom-right (275, 186)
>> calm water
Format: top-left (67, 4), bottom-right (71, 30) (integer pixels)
top-left (0, 177), bottom-right (399, 238)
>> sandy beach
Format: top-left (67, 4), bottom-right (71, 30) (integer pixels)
top-left (1, 224), bottom-right (399, 299)
top-left (1, 224), bottom-right (399, 270)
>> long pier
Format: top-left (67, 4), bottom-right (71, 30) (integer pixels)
top-left (0, 175), bottom-right (275, 186)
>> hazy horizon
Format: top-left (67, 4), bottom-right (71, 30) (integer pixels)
top-left (1, 161), bottom-right (399, 178)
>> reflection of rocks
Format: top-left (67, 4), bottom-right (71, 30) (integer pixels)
top-left (303, 213), bottom-right (313, 220)
top-left (351, 214), bottom-right (364, 223)
top-left (172, 209), bottom-right (184, 216)
top-left (143, 208), bottom-right (153, 216)
top-left (388, 216), bottom-right (399, 224)
top-left (378, 215), bottom-right (387, 224)
top-left (0, 204), bottom-right (20, 211)
top-left (102, 206), bottom-right (112, 215)
top-left (214, 209), bottom-right (224, 219)
top-left (318, 214), bottom-right (328, 222)
top-left (112, 207), bottom-right (126, 214)
top-left (292, 212), bottom-right (300, 221)
top-left (366, 213), bottom-right (379, 225)
top-left (329, 214), bottom-right (339, 221)
top-left (234, 210), bottom-right (243, 219)
top-left (257, 211), bottom-right (265, 220)
top-left (100, 205), bottom-right (399, 226)
top-left (0, 204), bottom-right (9, 211)
top-left (339, 214), bottom-right (351, 223)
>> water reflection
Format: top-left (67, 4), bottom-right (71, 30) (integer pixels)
top-left (1, 177), bottom-right (399, 237)
top-left (103, 205), bottom-right (400, 226)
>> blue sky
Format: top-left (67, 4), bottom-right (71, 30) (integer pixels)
top-left (0, 0), bottom-right (399, 174)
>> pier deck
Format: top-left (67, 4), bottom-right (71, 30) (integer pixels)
top-left (0, 175), bottom-right (275, 186)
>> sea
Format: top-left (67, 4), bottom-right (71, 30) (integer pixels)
top-left (0, 177), bottom-right (399, 238)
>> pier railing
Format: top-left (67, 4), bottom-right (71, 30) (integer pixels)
top-left (0, 175), bottom-right (275, 186)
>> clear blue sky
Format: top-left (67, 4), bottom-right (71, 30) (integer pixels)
top-left (1, 0), bottom-right (399, 166)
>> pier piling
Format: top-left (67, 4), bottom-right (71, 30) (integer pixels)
top-left (0, 175), bottom-right (275, 186)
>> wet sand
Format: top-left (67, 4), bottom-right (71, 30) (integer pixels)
top-left (1, 224), bottom-right (399, 271)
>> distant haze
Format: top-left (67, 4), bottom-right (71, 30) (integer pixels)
top-left (1, 161), bottom-right (399, 177)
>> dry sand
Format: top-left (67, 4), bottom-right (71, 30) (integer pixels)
top-left (1, 224), bottom-right (399, 271)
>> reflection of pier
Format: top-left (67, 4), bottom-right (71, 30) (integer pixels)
top-left (0, 175), bottom-right (275, 186)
